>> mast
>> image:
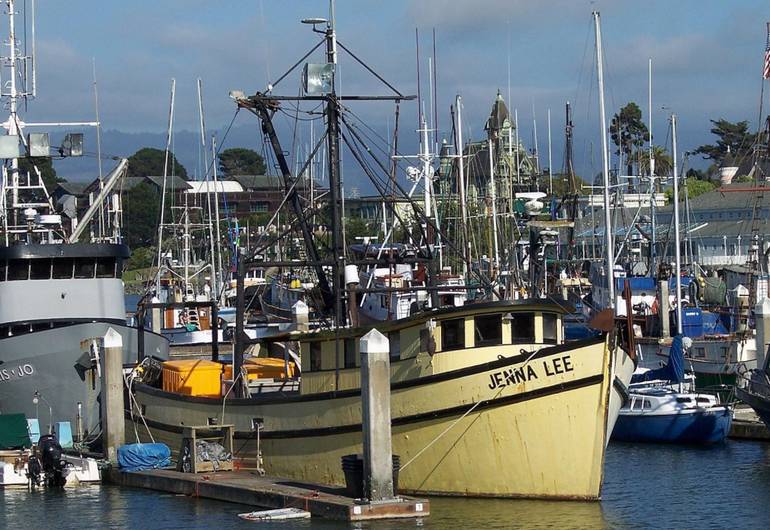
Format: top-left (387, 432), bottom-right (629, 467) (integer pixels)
top-left (488, 138), bottom-right (500, 273)
top-left (648, 58), bottom-right (657, 271)
top-left (593, 11), bottom-right (615, 309)
top-left (325, 12), bottom-right (345, 326)
top-left (547, 108), bottom-right (553, 195)
top-left (565, 102), bottom-right (579, 268)
top-left (155, 79), bottom-right (176, 295)
top-left (671, 113), bottom-right (683, 335)
top-left (197, 78), bottom-right (218, 301)
top-left (455, 95), bottom-right (471, 277)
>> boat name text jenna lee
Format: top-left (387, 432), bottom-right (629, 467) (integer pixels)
top-left (487, 356), bottom-right (573, 390)
top-left (0, 363), bottom-right (35, 382)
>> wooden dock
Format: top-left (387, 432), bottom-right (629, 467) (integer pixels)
top-left (104, 467), bottom-right (429, 521)
top-left (729, 406), bottom-right (770, 441)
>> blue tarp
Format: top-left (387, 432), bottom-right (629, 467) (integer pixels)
top-left (615, 276), bottom-right (656, 292)
top-left (118, 443), bottom-right (171, 472)
top-left (631, 334), bottom-right (686, 384)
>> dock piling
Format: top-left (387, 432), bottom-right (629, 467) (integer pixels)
top-left (102, 327), bottom-right (125, 464)
top-left (659, 279), bottom-right (670, 338)
top-left (359, 328), bottom-right (394, 501)
top-left (755, 298), bottom-right (770, 370)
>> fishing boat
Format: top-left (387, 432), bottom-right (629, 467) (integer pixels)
top-left (613, 336), bottom-right (733, 444)
top-left (0, 0), bottom-right (167, 440)
top-left (129, 299), bottom-right (635, 499)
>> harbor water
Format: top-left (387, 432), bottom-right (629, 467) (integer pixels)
top-left (2, 440), bottom-right (768, 529)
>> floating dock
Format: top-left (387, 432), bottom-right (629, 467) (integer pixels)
top-left (729, 406), bottom-right (770, 441)
top-left (104, 467), bottom-right (429, 522)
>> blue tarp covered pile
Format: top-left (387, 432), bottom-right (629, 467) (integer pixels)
top-left (117, 443), bottom-right (171, 471)
top-left (631, 334), bottom-right (686, 384)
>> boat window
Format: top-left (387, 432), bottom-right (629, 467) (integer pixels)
top-left (389, 331), bottom-right (400, 361)
top-left (7, 259), bottom-right (29, 281)
top-left (52, 258), bottom-right (74, 279)
top-left (344, 338), bottom-right (357, 368)
top-left (542, 313), bottom-right (558, 344)
top-left (475, 314), bottom-right (502, 347)
top-left (695, 397), bottom-right (711, 404)
top-left (675, 397), bottom-right (692, 403)
top-left (30, 259), bottom-right (52, 280)
top-left (510, 313), bottom-right (535, 343)
top-left (74, 258), bottom-right (96, 279)
top-left (441, 318), bottom-right (465, 351)
top-left (631, 398), bottom-right (642, 410)
top-left (695, 347), bottom-right (706, 359)
top-left (420, 327), bottom-right (435, 355)
top-left (0, 260), bottom-right (6, 281)
top-left (309, 342), bottom-right (322, 371)
top-left (95, 257), bottom-right (116, 278)
top-left (643, 399), bottom-right (652, 410)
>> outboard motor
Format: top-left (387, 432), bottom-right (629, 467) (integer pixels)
top-left (37, 434), bottom-right (66, 487)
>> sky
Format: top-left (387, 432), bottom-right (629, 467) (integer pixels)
top-left (7, 0), bottom-right (770, 186)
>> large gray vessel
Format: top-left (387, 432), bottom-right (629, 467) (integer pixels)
top-left (0, 0), bottom-right (167, 440)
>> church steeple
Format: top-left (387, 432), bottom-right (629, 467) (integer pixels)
top-left (485, 90), bottom-right (512, 140)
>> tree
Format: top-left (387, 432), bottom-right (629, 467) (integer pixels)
top-left (122, 182), bottom-right (161, 248)
top-left (127, 147), bottom-right (188, 179)
top-left (694, 119), bottom-right (756, 167)
top-left (610, 102), bottom-right (649, 176)
top-left (18, 156), bottom-right (63, 191)
top-left (218, 148), bottom-right (266, 177)
top-left (551, 173), bottom-right (589, 196)
top-left (637, 146), bottom-right (673, 178)
top-left (664, 177), bottom-right (715, 203)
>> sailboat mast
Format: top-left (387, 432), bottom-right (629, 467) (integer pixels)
top-left (648, 58), bottom-right (657, 271)
top-left (488, 138), bottom-right (500, 273)
top-left (593, 12), bottom-right (615, 309)
top-left (156, 78), bottom-right (176, 295)
top-left (671, 113), bottom-right (683, 335)
top-left (455, 95), bottom-right (471, 278)
top-left (198, 79), bottom-right (218, 300)
top-left (547, 108), bottom-right (553, 195)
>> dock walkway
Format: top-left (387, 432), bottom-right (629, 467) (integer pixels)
top-left (105, 467), bottom-right (429, 521)
top-left (729, 406), bottom-right (770, 441)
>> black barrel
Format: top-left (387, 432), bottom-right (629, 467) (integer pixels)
top-left (341, 454), bottom-right (400, 499)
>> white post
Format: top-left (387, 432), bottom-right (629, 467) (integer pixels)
top-left (594, 11), bottom-right (615, 308)
top-left (102, 328), bottom-right (125, 464)
top-left (672, 113), bottom-right (683, 335)
top-left (360, 329), bottom-right (394, 501)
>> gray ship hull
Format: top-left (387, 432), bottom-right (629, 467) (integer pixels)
top-left (0, 322), bottom-right (168, 438)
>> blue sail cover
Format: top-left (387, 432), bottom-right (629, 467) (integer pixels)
top-left (117, 443), bottom-right (171, 471)
top-left (632, 335), bottom-right (686, 384)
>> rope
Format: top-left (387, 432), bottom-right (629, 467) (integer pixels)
top-left (125, 368), bottom-right (156, 444)
top-left (399, 347), bottom-right (543, 471)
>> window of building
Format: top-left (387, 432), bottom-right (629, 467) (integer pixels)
top-left (389, 331), bottom-right (400, 361)
top-left (542, 313), bottom-right (558, 343)
top-left (7, 259), bottom-right (28, 281)
top-left (309, 342), bottom-right (322, 371)
top-left (29, 259), bottom-right (51, 280)
top-left (511, 313), bottom-right (535, 342)
top-left (474, 314), bottom-right (502, 347)
top-left (441, 318), bottom-right (465, 351)
top-left (74, 259), bottom-right (96, 279)
top-left (344, 337), bottom-right (357, 368)
top-left (95, 257), bottom-right (116, 278)
top-left (52, 258), bottom-right (74, 279)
